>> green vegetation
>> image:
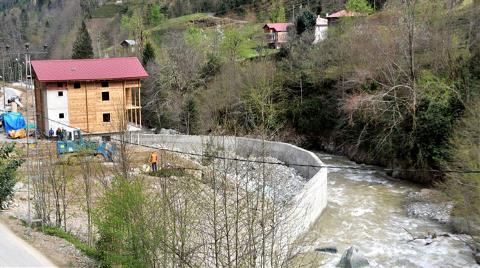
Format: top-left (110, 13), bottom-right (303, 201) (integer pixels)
top-left (0, 144), bottom-right (23, 209)
top-left (346, 0), bottom-right (374, 13)
top-left (148, 13), bottom-right (210, 33)
top-left (94, 176), bottom-right (164, 267)
top-left (40, 226), bottom-right (99, 260)
top-left (71, 21), bottom-right (94, 59)
top-left (295, 9), bottom-right (316, 35)
top-left (148, 168), bottom-right (187, 178)
top-left (142, 42), bottom-right (155, 66)
top-left (90, 3), bottom-right (124, 18)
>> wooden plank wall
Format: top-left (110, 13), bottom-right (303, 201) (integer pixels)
top-left (38, 79), bottom-right (142, 134)
top-left (34, 80), bottom-right (46, 134)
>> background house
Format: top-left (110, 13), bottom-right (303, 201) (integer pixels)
top-left (326, 10), bottom-right (364, 24)
top-left (263, 23), bottom-right (293, 49)
top-left (32, 57), bottom-right (148, 135)
top-left (314, 16), bottom-right (328, 44)
top-left (120, 40), bottom-right (138, 55)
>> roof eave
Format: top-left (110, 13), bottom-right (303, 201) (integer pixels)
top-left (36, 76), bottom-right (149, 82)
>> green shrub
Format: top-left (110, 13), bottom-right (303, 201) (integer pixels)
top-left (148, 168), bottom-right (186, 178)
top-left (0, 144), bottom-right (23, 209)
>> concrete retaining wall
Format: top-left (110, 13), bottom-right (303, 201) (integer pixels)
top-left (134, 134), bottom-right (328, 255)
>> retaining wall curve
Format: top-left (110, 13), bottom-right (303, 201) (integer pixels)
top-left (134, 134), bottom-right (328, 256)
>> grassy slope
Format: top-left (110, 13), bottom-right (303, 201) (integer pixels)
top-left (89, 1), bottom-right (270, 60)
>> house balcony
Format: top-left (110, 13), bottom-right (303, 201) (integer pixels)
top-left (266, 33), bottom-right (277, 43)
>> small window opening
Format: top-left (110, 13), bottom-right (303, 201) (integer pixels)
top-left (102, 135), bottom-right (111, 142)
top-left (102, 91), bottom-right (110, 101)
top-left (103, 113), bottom-right (111, 123)
top-left (101, 81), bottom-right (109, 87)
top-left (59, 113), bottom-right (65, 119)
top-left (74, 82), bottom-right (81, 89)
top-left (58, 91), bottom-right (63, 97)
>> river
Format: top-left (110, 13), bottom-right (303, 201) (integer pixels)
top-left (292, 152), bottom-right (477, 267)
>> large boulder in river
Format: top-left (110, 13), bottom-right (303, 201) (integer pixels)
top-left (337, 246), bottom-right (369, 268)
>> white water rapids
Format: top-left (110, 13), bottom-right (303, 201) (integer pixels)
top-left (292, 152), bottom-right (478, 267)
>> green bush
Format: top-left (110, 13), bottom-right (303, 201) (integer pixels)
top-left (95, 177), bottom-right (159, 267)
top-left (148, 168), bottom-right (186, 178)
top-left (0, 144), bottom-right (23, 209)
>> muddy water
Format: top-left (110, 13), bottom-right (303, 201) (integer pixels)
top-left (293, 153), bottom-right (477, 268)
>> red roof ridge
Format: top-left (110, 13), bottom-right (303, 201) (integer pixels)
top-left (263, 22), bottom-right (293, 32)
top-left (31, 57), bottom-right (140, 63)
top-left (32, 57), bottom-right (148, 82)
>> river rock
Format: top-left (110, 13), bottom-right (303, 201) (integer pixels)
top-left (475, 253), bottom-right (480, 264)
top-left (337, 246), bottom-right (369, 268)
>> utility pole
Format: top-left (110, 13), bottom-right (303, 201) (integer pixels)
top-left (24, 43), bottom-right (48, 230)
top-left (2, 45), bottom-right (10, 111)
top-left (5, 43), bottom-right (48, 230)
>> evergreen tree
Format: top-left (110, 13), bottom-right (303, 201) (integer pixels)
top-left (72, 21), bottom-right (94, 59)
top-left (20, 9), bottom-right (28, 39)
top-left (295, 10), bottom-right (316, 35)
top-left (180, 97), bottom-right (199, 135)
top-left (142, 42), bottom-right (156, 66)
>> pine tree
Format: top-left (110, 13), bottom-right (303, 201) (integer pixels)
top-left (295, 10), bottom-right (316, 35)
top-left (20, 9), bottom-right (28, 39)
top-left (72, 21), bottom-right (94, 59)
top-left (142, 42), bottom-right (155, 66)
top-left (180, 97), bottom-right (199, 135)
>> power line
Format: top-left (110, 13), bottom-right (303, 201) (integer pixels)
top-left (24, 114), bottom-right (480, 175)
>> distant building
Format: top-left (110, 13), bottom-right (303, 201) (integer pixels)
top-left (120, 40), bottom-right (138, 54)
top-left (263, 23), bottom-right (293, 49)
top-left (326, 10), bottom-right (365, 24)
top-left (32, 57), bottom-right (148, 135)
top-left (314, 16), bottom-right (328, 44)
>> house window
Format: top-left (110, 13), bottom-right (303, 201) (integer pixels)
top-left (102, 135), bottom-right (111, 142)
top-left (59, 113), bottom-right (65, 119)
top-left (101, 81), bottom-right (109, 88)
top-left (102, 91), bottom-right (110, 101)
top-left (57, 82), bottom-right (63, 88)
top-left (58, 91), bottom-right (64, 97)
top-left (74, 82), bottom-right (81, 89)
top-left (103, 113), bottom-right (111, 123)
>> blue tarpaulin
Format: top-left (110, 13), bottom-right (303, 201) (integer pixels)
top-left (3, 112), bottom-right (26, 133)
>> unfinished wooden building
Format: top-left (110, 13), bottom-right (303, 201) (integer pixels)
top-left (31, 57), bottom-right (148, 135)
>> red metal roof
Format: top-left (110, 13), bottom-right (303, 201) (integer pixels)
top-left (32, 57), bottom-right (148, 82)
top-left (263, 23), bottom-right (293, 32)
top-left (327, 10), bottom-right (364, 18)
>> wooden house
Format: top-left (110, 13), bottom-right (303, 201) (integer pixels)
top-left (120, 40), bottom-right (138, 55)
top-left (31, 57), bottom-right (148, 135)
top-left (263, 23), bottom-right (293, 49)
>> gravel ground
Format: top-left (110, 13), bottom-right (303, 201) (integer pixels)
top-left (201, 151), bottom-right (306, 203)
top-left (151, 143), bottom-right (307, 202)
top-left (406, 189), bottom-right (454, 224)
